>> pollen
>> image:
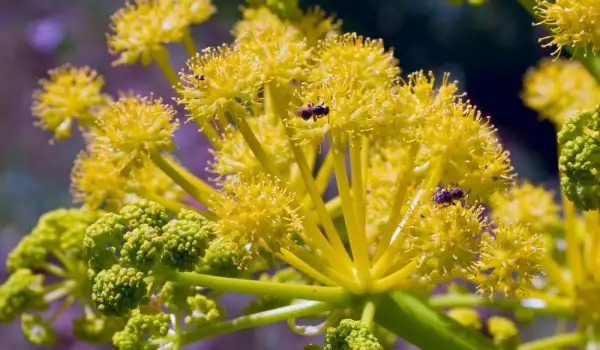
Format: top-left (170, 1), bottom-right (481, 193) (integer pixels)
top-left (522, 58), bottom-right (600, 126)
top-left (32, 65), bottom-right (110, 140)
top-left (108, 0), bottom-right (187, 66)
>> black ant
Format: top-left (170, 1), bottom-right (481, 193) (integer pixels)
top-left (195, 74), bottom-right (205, 81)
top-left (295, 102), bottom-right (329, 122)
top-left (433, 186), bottom-right (466, 207)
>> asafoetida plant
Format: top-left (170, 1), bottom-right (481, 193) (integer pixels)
top-left (4, 0), bottom-right (600, 349)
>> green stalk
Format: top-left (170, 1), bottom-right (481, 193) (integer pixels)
top-left (360, 299), bottom-right (377, 331)
top-left (166, 271), bottom-right (352, 305)
top-left (375, 292), bottom-right (498, 350)
top-left (151, 47), bottom-right (179, 87)
top-left (150, 151), bottom-right (217, 208)
top-left (518, 332), bottom-right (583, 350)
top-left (181, 301), bottom-right (336, 345)
top-left (182, 28), bottom-right (197, 57)
top-left (429, 294), bottom-right (575, 318)
top-left (516, 0), bottom-right (600, 84)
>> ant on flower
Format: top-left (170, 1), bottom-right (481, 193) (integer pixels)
top-left (433, 186), bottom-right (466, 207)
top-left (295, 102), bottom-right (330, 122)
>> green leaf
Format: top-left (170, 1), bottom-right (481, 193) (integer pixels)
top-left (374, 292), bottom-right (497, 350)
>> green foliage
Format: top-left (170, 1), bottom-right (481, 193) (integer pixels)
top-left (157, 282), bottom-right (223, 329)
top-left (161, 215), bottom-right (212, 272)
top-left (91, 265), bottom-right (148, 316)
top-left (21, 314), bottom-right (57, 346)
top-left (121, 224), bottom-right (164, 272)
top-left (8, 208), bottom-right (99, 272)
top-left (324, 319), bottom-right (383, 350)
top-left (558, 107), bottom-right (600, 210)
top-left (112, 310), bottom-right (171, 350)
top-left (73, 315), bottom-right (127, 344)
top-left (120, 199), bottom-right (169, 230)
top-left (0, 269), bottom-right (48, 323)
top-left (196, 238), bottom-right (245, 277)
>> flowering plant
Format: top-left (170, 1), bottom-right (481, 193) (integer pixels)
top-left (3, 0), bottom-right (600, 349)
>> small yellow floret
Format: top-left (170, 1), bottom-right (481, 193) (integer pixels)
top-left (95, 95), bottom-right (179, 170)
top-left (295, 6), bottom-right (341, 47)
top-left (487, 316), bottom-right (520, 346)
top-left (412, 203), bottom-right (488, 279)
top-left (522, 59), bottom-right (600, 126)
top-left (311, 33), bottom-right (400, 88)
top-left (177, 0), bottom-right (216, 24)
top-left (178, 45), bottom-right (260, 124)
top-left (478, 223), bottom-right (544, 297)
top-left (210, 114), bottom-right (293, 176)
top-left (490, 182), bottom-right (561, 234)
top-left (108, 0), bottom-right (187, 66)
top-left (422, 100), bottom-right (514, 199)
top-left (234, 8), bottom-right (310, 85)
top-left (212, 174), bottom-right (302, 254)
top-left (447, 308), bottom-right (482, 330)
top-left (535, 0), bottom-right (600, 56)
top-left (32, 65), bottom-right (110, 140)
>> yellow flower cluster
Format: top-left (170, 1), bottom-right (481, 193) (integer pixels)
top-left (32, 65), bottom-right (111, 140)
top-left (522, 59), bottom-right (600, 126)
top-left (535, 0), bottom-right (600, 56)
top-left (31, 0), bottom-right (544, 311)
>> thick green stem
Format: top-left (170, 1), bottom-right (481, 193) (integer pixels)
top-left (150, 152), bottom-right (217, 208)
top-left (181, 301), bottom-right (336, 345)
top-left (360, 299), bottom-right (377, 331)
top-left (375, 292), bottom-right (498, 350)
top-left (518, 332), bottom-right (583, 350)
top-left (182, 29), bottom-right (197, 57)
top-left (166, 271), bottom-right (352, 305)
top-left (429, 294), bottom-right (575, 318)
top-left (151, 47), bottom-right (179, 87)
top-left (516, 0), bottom-right (600, 84)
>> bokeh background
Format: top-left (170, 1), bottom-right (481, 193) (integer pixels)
top-left (0, 0), bottom-right (560, 348)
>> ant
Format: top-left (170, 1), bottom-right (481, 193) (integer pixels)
top-left (195, 74), bottom-right (205, 81)
top-left (433, 186), bottom-right (466, 207)
top-left (295, 102), bottom-right (329, 122)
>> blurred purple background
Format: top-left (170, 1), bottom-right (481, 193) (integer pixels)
top-left (0, 0), bottom-right (563, 348)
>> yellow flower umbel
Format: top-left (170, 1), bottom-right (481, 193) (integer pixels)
top-left (490, 182), bottom-right (562, 235)
top-left (94, 94), bottom-right (178, 171)
top-left (178, 0), bottom-right (216, 25)
top-left (108, 0), bottom-right (187, 66)
top-left (32, 65), bottom-right (110, 140)
top-left (535, 0), bottom-right (600, 56)
top-left (522, 59), bottom-right (600, 126)
top-left (212, 173), bottom-right (303, 254)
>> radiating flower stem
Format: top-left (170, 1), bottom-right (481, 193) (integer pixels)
top-left (142, 191), bottom-right (216, 220)
top-left (167, 271), bottom-right (352, 304)
top-left (562, 192), bottom-right (583, 284)
top-left (329, 131), bottom-right (370, 286)
top-left (518, 332), bottom-right (583, 350)
top-left (277, 97), bottom-right (353, 269)
top-left (182, 29), bottom-right (197, 57)
top-left (349, 137), bottom-right (367, 240)
top-left (429, 294), bottom-right (575, 318)
top-left (180, 301), bottom-right (337, 345)
top-left (151, 47), bottom-right (180, 87)
top-left (372, 143), bottom-right (420, 257)
top-left (150, 151), bottom-right (218, 208)
top-left (370, 260), bottom-right (419, 293)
